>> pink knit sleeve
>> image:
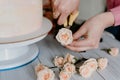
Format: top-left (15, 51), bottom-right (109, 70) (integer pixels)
top-left (110, 6), bottom-right (120, 26)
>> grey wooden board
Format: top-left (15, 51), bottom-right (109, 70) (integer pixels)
top-left (0, 32), bottom-right (120, 80)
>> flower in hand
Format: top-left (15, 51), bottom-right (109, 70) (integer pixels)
top-left (66, 12), bottom-right (114, 52)
top-left (56, 28), bottom-right (73, 46)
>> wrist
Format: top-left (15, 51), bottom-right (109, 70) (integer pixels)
top-left (96, 12), bottom-right (115, 28)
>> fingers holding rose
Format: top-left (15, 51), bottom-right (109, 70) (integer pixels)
top-left (66, 35), bottom-right (99, 52)
top-left (52, 0), bottom-right (80, 25)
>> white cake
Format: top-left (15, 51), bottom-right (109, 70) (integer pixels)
top-left (0, 0), bottom-right (42, 38)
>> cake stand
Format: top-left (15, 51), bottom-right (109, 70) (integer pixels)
top-left (0, 17), bottom-right (52, 71)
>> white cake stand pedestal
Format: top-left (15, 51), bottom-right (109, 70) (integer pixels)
top-left (0, 17), bottom-right (52, 71)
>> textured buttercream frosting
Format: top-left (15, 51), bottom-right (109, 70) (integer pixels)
top-left (0, 0), bottom-right (42, 38)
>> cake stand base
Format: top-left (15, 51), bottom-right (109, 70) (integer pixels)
top-left (0, 17), bottom-right (52, 71)
top-left (0, 44), bottom-right (39, 71)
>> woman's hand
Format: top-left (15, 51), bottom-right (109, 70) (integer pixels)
top-left (66, 12), bottom-right (114, 52)
top-left (52, 0), bottom-right (80, 25)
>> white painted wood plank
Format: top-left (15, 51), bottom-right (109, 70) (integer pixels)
top-left (0, 59), bottom-right (40, 80)
top-left (0, 64), bottom-right (35, 80)
top-left (94, 43), bottom-right (120, 80)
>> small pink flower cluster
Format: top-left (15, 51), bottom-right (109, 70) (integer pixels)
top-left (35, 53), bottom-right (108, 80)
top-left (54, 53), bottom-right (76, 68)
top-left (54, 53), bottom-right (76, 80)
top-left (79, 58), bottom-right (108, 78)
top-left (54, 53), bottom-right (108, 79)
top-left (35, 64), bottom-right (55, 80)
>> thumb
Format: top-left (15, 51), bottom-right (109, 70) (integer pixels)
top-left (73, 27), bottom-right (87, 40)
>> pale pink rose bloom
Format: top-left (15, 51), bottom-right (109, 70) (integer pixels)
top-left (97, 58), bottom-right (108, 70)
top-left (56, 28), bottom-right (73, 46)
top-left (84, 58), bottom-right (98, 72)
top-left (79, 65), bottom-right (93, 78)
top-left (109, 48), bottom-right (119, 56)
top-left (35, 64), bottom-right (48, 74)
top-left (54, 56), bottom-right (64, 67)
top-left (63, 63), bottom-right (76, 74)
top-left (59, 70), bottom-right (71, 80)
top-left (64, 53), bottom-right (76, 64)
top-left (37, 68), bottom-right (55, 80)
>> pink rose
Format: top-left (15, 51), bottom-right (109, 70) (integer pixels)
top-left (54, 56), bottom-right (64, 67)
top-left (97, 58), bottom-right (108, 70)
top-left (59, 70), bottom-right (71, 80)
top-left (37, 68), bottom-right (55, 80)
top-left (64, 53), bottom-right (76, 64)
top-left (79, 65), bottom-right (93, 78)
top-left (79, 58), bottom-right (98, 78)
top-left (84, 58), bottom-right (98, 72)
top-left (63, 63), bottom-right (76, 74)
top-left (56, 28), bottom-right (73, 46)
top-left (35, 64), bottom-right (55, 80)
top-left (109, 48), bottom-right (119, 56)
top-left (35, 64), bottom-right (48, 74)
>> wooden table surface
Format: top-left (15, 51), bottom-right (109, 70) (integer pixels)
top-left (0, 32), bottom-right (120, 80)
